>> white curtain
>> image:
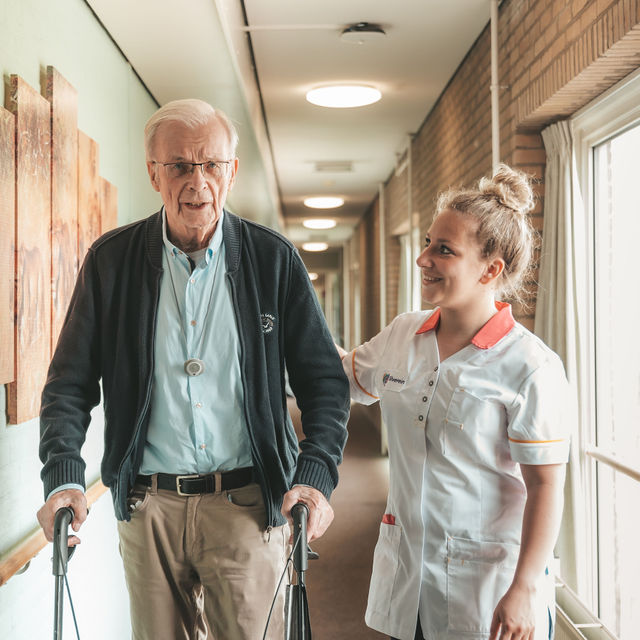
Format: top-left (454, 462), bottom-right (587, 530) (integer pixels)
top-left (397, 234), bottom-right (411, 314)
top-left (535, 120), bottom-right (590, 597)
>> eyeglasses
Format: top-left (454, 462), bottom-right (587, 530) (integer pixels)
top-left (152, 160), bottom-right (233, 180)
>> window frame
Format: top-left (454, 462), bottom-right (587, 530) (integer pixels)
top-left (571, 66), bottom-right (640, 624)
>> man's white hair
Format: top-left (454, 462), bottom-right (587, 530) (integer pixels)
top-left (144, 98), bottom-right (239, 159)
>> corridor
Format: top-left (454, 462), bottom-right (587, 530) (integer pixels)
top-left (289, 399), bottom-right (389, 639)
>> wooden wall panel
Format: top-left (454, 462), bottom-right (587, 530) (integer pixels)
top-left (77, 131), bottom-right (100, 261)
top-left (100, 177), bottom-right (118, 234)
top-left (46, 67), bottom-right (78, 354)
top-left (0, 107), bottom-right (15, 384)
top-left (6, 76), bottom-right (51, 424)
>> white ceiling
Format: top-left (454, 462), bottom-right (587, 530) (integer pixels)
top-left (87, 0), bottom-right (491, 249)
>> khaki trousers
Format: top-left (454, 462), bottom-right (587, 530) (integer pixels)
top-left (117, 478), bottom-right (289, 640)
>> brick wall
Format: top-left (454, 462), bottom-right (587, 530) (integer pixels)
top-left (351, 0), bottom-right (640, 337)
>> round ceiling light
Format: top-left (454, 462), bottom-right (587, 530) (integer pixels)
top-left (302, 242), bottom-right (329, 252)
top-left (303, 218), bottom-right (337, 230)
top-left (306, 85), bottom-right (381, 109)
top-left (303, 196), bottom-right (344, 209)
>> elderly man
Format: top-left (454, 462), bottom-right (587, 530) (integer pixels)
top-left (37, 99), bottom-right (350, 639)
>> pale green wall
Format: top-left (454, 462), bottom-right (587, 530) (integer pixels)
top-left (0, 0), bottom-right (161, 636)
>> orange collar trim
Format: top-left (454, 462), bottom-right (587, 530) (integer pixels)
top-left (415, 308), bottom-right (441, 334)
top-left (415, 302), bottom-right (515, 349)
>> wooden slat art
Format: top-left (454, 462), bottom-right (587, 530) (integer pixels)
top-left (77, 131), bottom-right (100, 261)
top-left (0, 107), bottom-right (16, 384)
top-left (46, 67), bottom-right (78, 354)
top-left (6, 76), bottom-right (52, 425)
top-left (100, 177), bottom-right (118, 234)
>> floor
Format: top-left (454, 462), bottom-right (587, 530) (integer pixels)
top-left (288, 399), bottom-right (389, 639)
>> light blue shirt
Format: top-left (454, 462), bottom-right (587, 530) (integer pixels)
top-left (139, 209), bottom-right (253, 474)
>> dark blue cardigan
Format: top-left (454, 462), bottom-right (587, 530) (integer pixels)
top-left (40, 209), bottom-right (350, 527)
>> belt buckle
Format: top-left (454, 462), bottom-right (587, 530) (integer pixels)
top-left (176, 474), bottom-right (200, 496)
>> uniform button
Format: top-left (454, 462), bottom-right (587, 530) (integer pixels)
top-left (434, 366), bottom-right (439, 372)
top-left (190, 278), bottom-right (195, 284)
top-left (195, 402), bottom-right (202, 409)
top-left (429, 380), bottom-right (434, 386)
top-left (418, 415), bottom-right (424, 421)
top-left (422, 396), bottom-right (428, 402)
top-left (191, 320), bottom-right (197, 326)
top-left (200, 443), bottom-right (206, 450)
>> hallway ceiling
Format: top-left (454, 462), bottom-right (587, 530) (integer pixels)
top-left (86, 0), bottom-right (490, 253)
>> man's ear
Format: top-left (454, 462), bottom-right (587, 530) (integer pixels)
top-left (147, 161), bottom-right (160, 192)
top-left (228, 157), bottom-right (239, 190)
top-left (480, 257), bottom-right (505, 284)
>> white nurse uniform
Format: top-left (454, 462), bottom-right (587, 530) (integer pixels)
top-left (343, 303), bottom-right (571, 640)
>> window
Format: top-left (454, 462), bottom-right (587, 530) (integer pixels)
top-left (592, 123), bottom-right (640, 639)
top-left (397, 227), bottom-right (422, 313)
top-left (573, 69), bottom-right (640, 640)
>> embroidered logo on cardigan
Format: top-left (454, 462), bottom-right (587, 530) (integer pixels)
top-left (261, 313), bottom-right (276, 334)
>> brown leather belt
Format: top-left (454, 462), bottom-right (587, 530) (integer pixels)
top-left (136, 468), bottom-right (254, 496)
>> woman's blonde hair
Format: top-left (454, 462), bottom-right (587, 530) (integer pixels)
top-left (435, 164), bottom-right (537, 304)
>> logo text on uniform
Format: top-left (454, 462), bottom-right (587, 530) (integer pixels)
top-left (382, 373), bottom-right (406, 386)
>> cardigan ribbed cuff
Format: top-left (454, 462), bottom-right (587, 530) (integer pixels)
top-left (292, 457), bottom-right (335, 500)
top-left (42, 459), bottom-right (86, 501)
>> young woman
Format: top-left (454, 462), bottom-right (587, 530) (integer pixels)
top-left (339, 165), bottom-right (570, 640)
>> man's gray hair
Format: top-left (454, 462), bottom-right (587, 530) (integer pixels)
top-left (144, 99), bottom-right (239, 159)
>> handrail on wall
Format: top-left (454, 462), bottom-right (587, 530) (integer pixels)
top-left (0, 479), bottom-right (108, 587)
top-left (585, 446), bottom-right (640, 483)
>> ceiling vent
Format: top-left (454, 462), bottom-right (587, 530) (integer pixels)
top-left (314, 160), bottom-right (353, 173)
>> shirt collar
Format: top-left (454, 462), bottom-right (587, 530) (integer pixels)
top-left (415, 301), bottom-right (515, 349)
top-left (161, 207), bottom-right (224, 263)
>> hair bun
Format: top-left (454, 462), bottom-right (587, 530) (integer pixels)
top-left (479, 164), bottom-right (535, 215)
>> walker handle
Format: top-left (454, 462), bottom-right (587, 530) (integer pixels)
top-left (291, 503), bottom-right (309, 574)
top-left (52, 507), bottom-right (75, 577)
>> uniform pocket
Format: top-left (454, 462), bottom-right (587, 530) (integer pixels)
top-left (443, 387), bottom-right (503, 458)
top-left (367, 522), bottom-right (402, 616)
top-left (446, 536), bottom-right (519, 635)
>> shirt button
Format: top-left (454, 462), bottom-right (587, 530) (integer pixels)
top-left (190, 278), bottom-right (195, 284)
top-left (434, 366), bottom-right (439, 372)
top-left (191, 320), bottom-right (197, 326)
top-left (429, 380), bottom-right (434, 386)
top-left (422, 396), bottom-right (428, 402)
top-left (195, 402), bottom-right (202, 409)
top-left (200, 443), bottom-right (206, 450)
top-left (418, 415), bottom-right (424, 421)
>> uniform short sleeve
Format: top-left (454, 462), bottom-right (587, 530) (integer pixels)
top-left (507, 355), bottom-right (572, 464)
top-left (342, 318), bottom-right (399, 405)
